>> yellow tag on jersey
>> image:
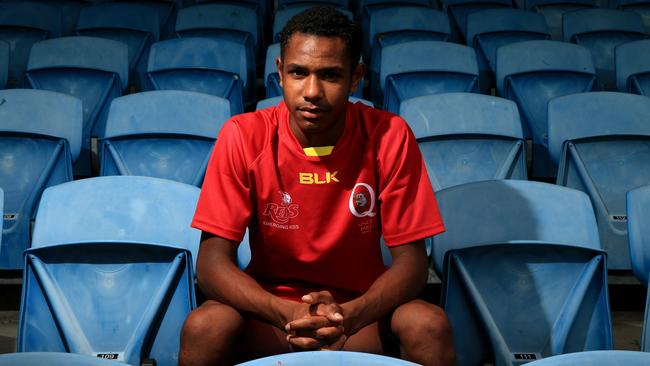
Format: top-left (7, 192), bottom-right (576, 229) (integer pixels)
top-left (303, 146), bottom-right (334, 156)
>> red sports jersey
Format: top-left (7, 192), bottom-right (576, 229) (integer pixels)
top-left (192, 101), bottom-right (444, 301)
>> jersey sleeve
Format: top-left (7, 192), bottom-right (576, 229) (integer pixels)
top-left (192, 119), bottom-right (252, 242)
top-left (377, 116), bottom-right (445, 246)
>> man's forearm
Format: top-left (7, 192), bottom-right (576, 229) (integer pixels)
top-left (341, 241), bottom-right (429, 335)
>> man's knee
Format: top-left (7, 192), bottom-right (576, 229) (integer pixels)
top-left (181, 300), bottom-right (244, 342)
top-left (391, 300), bottom-right (453, 343)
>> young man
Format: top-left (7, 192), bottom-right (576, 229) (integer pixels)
top-left (180, 7), bottom-right (455, 366)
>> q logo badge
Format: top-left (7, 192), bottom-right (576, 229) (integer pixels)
top-left (349, 183), bottom-right (376, 218)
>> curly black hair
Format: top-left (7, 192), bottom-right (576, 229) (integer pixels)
top-left (279, 6), bottom-right (362, 69)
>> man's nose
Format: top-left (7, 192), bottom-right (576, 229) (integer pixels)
top-left (304, 74), bottom-right (323, 100)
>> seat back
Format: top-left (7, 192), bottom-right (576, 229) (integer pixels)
top-left (523, 0), bottom-right (596, 40)
top-left (100, 90), bottom-right (230, 187)
top-left (380, 41), bottom-right (478, 113)
top-left (549, 92), bottom-right (650, 269)
top-left (616, 39), bottom-right (650, 95)
top-left (432, 180), bottom-right (610, 366)
top-left (0, 1), bottom-right (61, 87)
top-left (277, 0), bottom-right (349, 9)
top-left (441, 0), bottom-right (513, 43)
top-left (0, 89), bottom-right (81, 269)
top-left (524, 351), bottom-right (650, 365)
top-left (76, 3), bottom-right (161, 90)
top-left (238, 351), bottom-right (419, 365)
top-left (368, 6), bottom-right (450, 104)
top-left (0, 352), bottom-right (127, 366)
top-left (627, 185), bottom-right (650, 351)
top-left (400, 93), bottom-right (526, 191)
top-left (563, 9), bottom-right (648, 91)
top-left (25, 36), bottom-right (128, 176)
top-left (0, 40), bottom-right (8, 88)
top-left (147, 37), bottom-right (246, 115)
top-left (496, 40), bottom-right (597, 177)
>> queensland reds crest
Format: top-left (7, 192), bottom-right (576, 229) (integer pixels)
top-left (349, 183), bottom-right (376, 217)
top-left (263, 191), bottom-right (299, 224)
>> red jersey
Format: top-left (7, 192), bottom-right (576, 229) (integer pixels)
top-left (192, 101), bottom-right (444, 301)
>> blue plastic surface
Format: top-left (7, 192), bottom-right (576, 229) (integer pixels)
top-left (277, 0), bottom-right (349, 9)
top-left (237, 351), bottom-right (419, 365)
top-left (549, 92), bottom-right (650, 269)
top-left (368, 6), bottom-right (450, 104)
top-left (441, 0), bottom-right (513, 43)
top-left (100, 90), bottom-right (230, 187)
top-left (524, 0), bottom-right (595, 40)
top-left (256, 96), bottom-right (373, 110)
top-left (524, 351), bottom-right (650, 365)
top-left (273, 5), bottom-right (353, 43)
top-left (627, 185), bottom-right (650, 351)
top-left (0, 352), bottom-right (127, 366)
top-left (0, 1), bottom-right (61, 87)
top-left (400, 93), bottom-right (526, 191)
top-left (380, 41), bottom-right (478, 113)
top-left (147, 37), bottom-right (247, 114)
top-left (0, 41), bottom-right (8, 88)
top-left (563, 9), bottom-right (648, 90)
top-left (432, 180), bottom-right (611, 366)
top-left (115, 0), bottom-right (180, 39)
top-left (76, 2), bottom-right (161, 90)
top-left (496, 40), bottom-right (597, 177)
top-left (615, 39), bottom-right (650, 94)
top-left (0, 89), bottom-right (81, 270)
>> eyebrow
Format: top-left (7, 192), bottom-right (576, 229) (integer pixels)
top-left (285, 63), bottom-right (345, 73)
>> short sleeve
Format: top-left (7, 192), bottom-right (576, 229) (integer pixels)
top-left (192, 120), bottom-right (252, 242)
top-left (377, 116), bottom-right (445, 246)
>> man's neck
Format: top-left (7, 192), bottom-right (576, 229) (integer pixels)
top-left (289, 117), bottom-right (346, 148)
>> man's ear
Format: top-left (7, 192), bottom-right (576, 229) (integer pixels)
top-left (349, 63), bottom-right (366, 95)
top-left (275, 57), bottom-right (283, 88)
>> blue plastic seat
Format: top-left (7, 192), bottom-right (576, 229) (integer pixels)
top-left (273, 5), bottom-right (353, 43)
top-left (0, 352), bottom-right (127, 366)
top-left (467, 8), bottom-right (550, 92)
top-left (612, 0), bottom-right (650, 32)
top-left (496, 40), bottom-right (597, 178)
top-left (628, 184), bottom-right (650, 351)
top-left (18, 176), bottom-right (200, 366)
top-left (255, 95), bottom-right (373, 110)
top-left (0, 89), bottom-right (82, 270)
top-left (0, 1), bottom-right (61, 88)
top-left (76, 2), bottom-right (161, 91)
top-left (117, 0), bottom-right (182, 39)
top-left (368, 6), bottom-right (450, 104)
top-left (441, 0), bottom-right (513, 43)
top-left (400, 93), bottom-right (526, 191)
top-left (176, 3), bottom-right (259, 103)
top-left (522, 0), bottom-right (596, 40)
top-left (524, 351), bottom-right (650, 365)
top-left (237, 351), bottom-right (418, 365)
top-left (432, 180), bottom-right (612, 366)
top-left (25, 36), bottom-right (128, 177)
top-left (0, 40), bottom-right (8, 88)
top-left (379, 41), bottom-right (479, 113)
top-left (100, 90), bottom-right (231, 187)
top-left (563, 9), bottom-right (648, 91)
top-left (616, 39), bottom-right (650, 95)
top-left (147, 37), bottom-right (248, 115)
top-left (277, 0), bottom-right (349, 8)
top-left (548, 92), bottom-right (650, 270)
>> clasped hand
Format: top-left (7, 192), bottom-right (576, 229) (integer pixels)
top-left (284, 291), bottom-right (347, 351)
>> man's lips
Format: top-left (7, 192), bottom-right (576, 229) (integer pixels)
top-left (297, 106), bottom-right (326, 119)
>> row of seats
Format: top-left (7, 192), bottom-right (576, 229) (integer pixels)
top-left (8, 175), bottom-right (650, 365)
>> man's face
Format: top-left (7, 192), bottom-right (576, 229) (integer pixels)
top-left (277, 33), bottom-right (363, 141)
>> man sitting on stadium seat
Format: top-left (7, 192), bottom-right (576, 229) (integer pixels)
top-left (179, 6), bottom-right (455, 366)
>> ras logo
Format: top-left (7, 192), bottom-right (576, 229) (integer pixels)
top-left (263, 191), bottom-right (299, 225)
top-left (349, 183), bottom-right (376, 218)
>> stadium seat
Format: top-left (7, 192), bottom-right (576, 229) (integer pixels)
top-left (432, 180), bottom-right (612, 366)
top-left (176, 3), bottom-right (259, 88)
top-left (368, 6), bottom-right (450, 104)
top-left (25, 36), bottom-right (128, 177)
top-left (147, 37), bottom-right (249, 114)
top-left (273, 5), bottom-right (353, 43)
top-left (440, 0), bottom-right (513, 43)
top-left (0, 40), bottom-right (8, 88)
top-left (521, 0), bottom-right (596, 40)
top-left (0, 352), bottom-right (126, 366)
top-left (400, 93), bottom-right (526, 191)
top-left (466, 8), bottom-right (550, 92)
top-left (277, 0), bottom-right (349, 9)
top-left (76, 2), bottom-right (161, 91)
top-left (611, 0), bottom-right (650, 32)
top-left (379, 41), bottom-right (479, 113)
top-left (616, 39), bottom-right (650, 95)
top-left (18, 176), bottom-right (199, 366)
top-left (100, 90), bottom-right (231, 187)
top-left (628, 184), bottom-right (650, 351)
top-left (524, 351), bottom-right (650, 365)
top-left (0, 89), bottom-right (82, 270)
top-left (563, 9), bottom-right (648, 91)
top-left (237, 351), bottom-right (419, 365)
top-left (118, 0), bottom-right (182, 39)
top-left (496, 40), bottom-right (597, 178)
top-left (255, 95), bottom-right (373, 110)
top-left (0, 1), bottom-right (61, 88)
top-left (264, 42), bottom-right (364, 99)
top-left (548, 92), bottom-right (650, 270)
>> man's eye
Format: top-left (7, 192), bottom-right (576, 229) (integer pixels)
top-left (323, 72), bottom-right (340, 81)
top-left (290, 70), bottom-right (307, 77)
